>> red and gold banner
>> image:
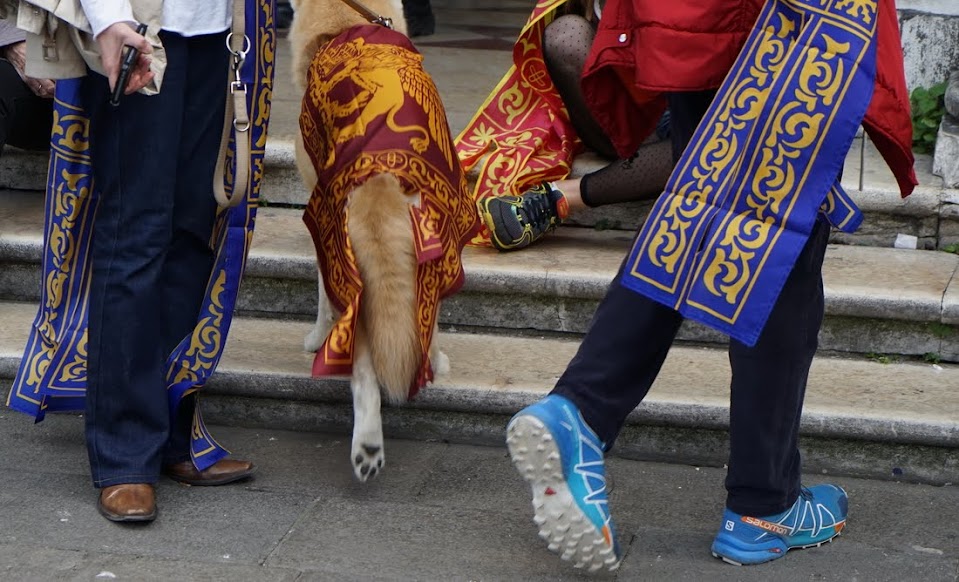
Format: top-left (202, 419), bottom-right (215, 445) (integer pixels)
top-left (454, 0), bottom-right (581, 246)
top-left (300, 25), bottom-right (480, 394)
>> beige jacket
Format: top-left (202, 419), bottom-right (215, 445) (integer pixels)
top-left (0, 0), bottom-right (166, 92)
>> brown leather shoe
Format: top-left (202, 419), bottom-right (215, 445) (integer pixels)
top-left (163, 458), bottom-right (255, 486)
top-left (97, 484), bottom-right (157, 523)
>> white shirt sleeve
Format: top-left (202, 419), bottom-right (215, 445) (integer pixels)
top-left (79, 0), bottom-right (137, 37)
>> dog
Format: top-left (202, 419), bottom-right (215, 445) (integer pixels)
top-left (290, 0), bottom-right (480, 482)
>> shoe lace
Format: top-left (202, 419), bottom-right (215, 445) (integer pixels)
top-left (518, 189), bottom-right (557, 233)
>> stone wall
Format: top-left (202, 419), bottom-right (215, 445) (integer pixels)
top-left (899, 7), bottom-right (959, 93)
top-left (933, 71), bottom-right (959, 188)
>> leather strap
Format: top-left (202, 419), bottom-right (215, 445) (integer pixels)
top-left (213, 0), bottom-right (250, 208)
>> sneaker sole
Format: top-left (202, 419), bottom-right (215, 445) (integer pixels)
top-left (506, 414), bottom-right (620, 572)
top-left (711, 530), bottom-right (843, 566)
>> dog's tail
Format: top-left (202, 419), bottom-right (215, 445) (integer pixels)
top-left (347, 173), bottom-right (421, 403)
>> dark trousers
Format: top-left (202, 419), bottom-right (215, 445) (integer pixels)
top-left (0, 58), bottom-right (53, 154)
top-left (82, 31), bottom-right (229, 487)
top-left (552, 91), bottom-right (829, 517)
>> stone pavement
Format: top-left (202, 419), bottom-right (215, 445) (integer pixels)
top-left (0, 413), bottom-right (957, 581)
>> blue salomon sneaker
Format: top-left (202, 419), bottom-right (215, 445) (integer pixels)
top-left (506, 395), bottom-right (621, 571)
top-left (711, 484), bottom-right (848, 566)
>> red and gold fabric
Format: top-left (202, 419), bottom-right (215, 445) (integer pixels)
top-left (620, 0), bottom-right (913, 346)
top-left (454, 0), bottom-right (582, 246)
top-left (581, 0), bottom-right (917, 193)
top-left (300, 25), bottom-right (480, 395)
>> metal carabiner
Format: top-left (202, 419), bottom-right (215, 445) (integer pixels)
top-left (372, 15), bottom-right (393, 29)
top-left (224, 32), bottom-right (252, 60)
top-left (225, 33), bottom-right (252, 93)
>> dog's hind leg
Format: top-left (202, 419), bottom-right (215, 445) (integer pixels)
top-left (429, 316), bottom-right (449, 378)
top-left (350, 325), bottom-right (385, 482)
top-left (304, 266), bottom-right (335, 353)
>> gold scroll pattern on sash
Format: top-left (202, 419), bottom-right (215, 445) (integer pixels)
top-left (641, 8), bottom-right (797, 287)
top-left (836, 0), bottom-right (875, 24)
top-left (700, 34), bottom-right (851, 305)
top-left (21, 103), bottom-right (93, 398)
top-left (167, 0), bottom-right (276, 398)
top-left (166, 270), bottom-right (227, 393)
top-left (639, 0), bottom-right (876, 315)
top-left (693, 0), bottom-right (875, 318)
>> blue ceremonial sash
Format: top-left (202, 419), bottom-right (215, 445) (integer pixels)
top-left (6, 0), bottom-right (277, 471)
top-left (621, 0), bottom-right (877, 346)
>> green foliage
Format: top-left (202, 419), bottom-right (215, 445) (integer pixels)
top-left (923, 352), bottom-right (942, 365)
top-left (942, 242), bottom-right (959, 254)
top-left (866, 352), bottom-right (896, 364)
top-left (910, 82), bottom-right (948, 154)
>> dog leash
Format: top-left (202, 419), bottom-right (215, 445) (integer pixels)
top-left (338, 0), bottom-right (394, 28)
top-left (213, 0), bottom-right (252, 208)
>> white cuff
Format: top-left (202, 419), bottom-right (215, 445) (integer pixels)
top-left (79, 0), bottom-right (137, 38)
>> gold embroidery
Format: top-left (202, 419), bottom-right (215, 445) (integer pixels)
top-left (171, 269), bottom-right (227, 387)
top-left (835, 0), bottom-right (875, 24)
top-left (695, 2), bottom-right (870, 314)
top-left (639, 9), bottom-right (795, 290)
top-left (306, 37), bottom-right (454, 169)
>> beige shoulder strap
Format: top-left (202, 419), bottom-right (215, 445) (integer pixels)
top-left (213, 0), bottom-right (250, 208)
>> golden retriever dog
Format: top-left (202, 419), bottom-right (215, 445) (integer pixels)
top-left (290, 0), bottom-right (480, 482)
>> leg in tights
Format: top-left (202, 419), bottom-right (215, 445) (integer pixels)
top-left (578, 140), bottom-right (673, 207)
top-left (542, 14), bottom-right (616, 159)
top-left (542, 16), bottom-right (674, 208)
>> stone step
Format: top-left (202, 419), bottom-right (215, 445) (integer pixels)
top-left (3, 5), bottom-right (958, 246)
top-left (4, 190), bottom-right (959, 361)
top-left (3, 135), bottom-right (957, 249)
top-left (0, 300), bottom-right (955, 484)
top-left (462, 137), bottom-right (954, 250)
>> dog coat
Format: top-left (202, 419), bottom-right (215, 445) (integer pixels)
top-left (300, 24), bottom-right (480, 396)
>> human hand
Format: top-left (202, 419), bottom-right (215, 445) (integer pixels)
top-left (94, 22), bottom-right (154, 94)
top-left (24, 75), bottom-right (56, 98)
top-left (4, 42), bottom-right (56, 98)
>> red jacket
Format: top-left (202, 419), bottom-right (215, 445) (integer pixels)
top-left (582, 0), bottom-right (917, 197)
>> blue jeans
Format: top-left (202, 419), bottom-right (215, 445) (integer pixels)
top-left (82, 31), bottom-right (229, 487)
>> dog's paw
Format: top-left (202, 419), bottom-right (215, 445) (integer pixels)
top-left (433, 349), bottom-right (450, 376)
top-left (351, 440), bottom-right (385, 482)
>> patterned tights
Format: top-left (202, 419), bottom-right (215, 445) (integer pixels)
top-left (542, 14), bottom-right (674, 207)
